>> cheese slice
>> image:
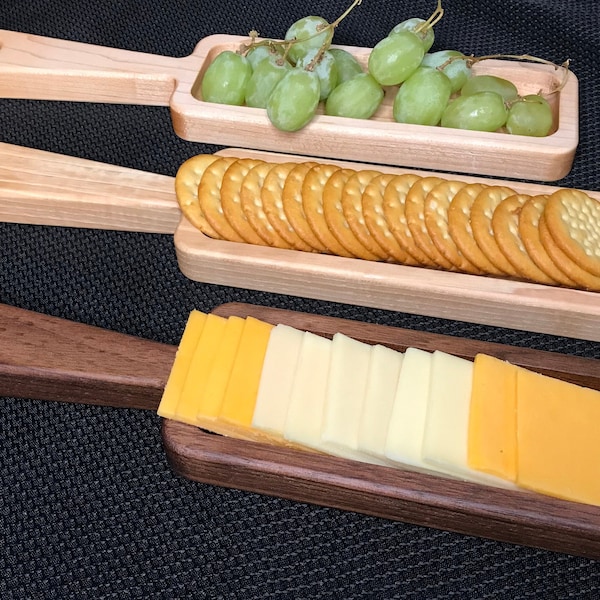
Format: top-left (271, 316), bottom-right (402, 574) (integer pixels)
top-left (252, 323), bottom-right (304, 439)
top-left (195, 315), bottom-right (246, 428)
top-left (218, 316), bottom-right (274, 440)
top-left (176, 313), bottom-right (228, 426)
top-left (157, 310), bottom-right (207, 420)
top-left (422, 350), bottom-right (514, 487)
top-left (283, 331), bottom-right (331, 451)
top-left (356, 344), bottom-right (404, 461)
top-left (321, 333), bottom-right (386, 464)
top-left (516, 369), bottom-right (600, 506)
top-left (467, 353), bottom-right (518, 481)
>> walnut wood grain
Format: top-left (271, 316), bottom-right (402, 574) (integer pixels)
top-left (162, 301), bottom-right (600, 560)
top-left (0, 303), bottom-right (175, 409)
top-left (0, 29), bottom-right (578, 180)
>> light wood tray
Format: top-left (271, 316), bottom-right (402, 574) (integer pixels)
top-left (0, 29), bottom-right (578, 180)
top-left (2, 301), bottom-right (599, 559)
top-left (1, 143), bottom-right (598, 341)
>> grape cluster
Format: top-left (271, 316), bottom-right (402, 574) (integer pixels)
top-left (200, 1), bottom-right (558, 137)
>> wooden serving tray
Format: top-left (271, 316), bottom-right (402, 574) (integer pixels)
top-left (0, 29), bottom-right (578, 180)
top-left (1, 143), bottom-right (599, 341)
top-left (2, 301), bottom-right (599, 559)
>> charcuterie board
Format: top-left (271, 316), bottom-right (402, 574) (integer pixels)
top-left (0, 29), bottom-right (578, 180)
top-left (1, 143), bottom-right (598, 341)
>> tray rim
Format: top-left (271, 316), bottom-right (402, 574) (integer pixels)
top-left (161, 302), bottom-right (600, 560)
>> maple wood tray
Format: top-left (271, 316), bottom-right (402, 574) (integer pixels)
top-left (162, 302), bottom-right (600, 560)
top-left (2, 300), bottom-right (599, 559)
top-left (0, 29), bottom-right (578, 180)
top-left (1, 143), bottom-right (598, 341)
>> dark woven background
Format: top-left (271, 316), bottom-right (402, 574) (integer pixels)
top-left (1, 1), bottom-right (599, 598)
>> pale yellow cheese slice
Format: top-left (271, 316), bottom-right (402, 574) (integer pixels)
top-left (422, 350), bottom-right (515, 488)
top-left (217, 316), bottom-right (274, 440)
top-left (384, 347), bottom-right (434, 470)
top-left (356, 344), bottom-right (404, 461)
top-left (467, 353), bottom-right (518, 481)
top-left (252, 323), bottom-right (304, 439)
top-left (321, 333), bottom-right (387, 465)
top-left (283, 331), bottom-right (332, 451)
top-left (176, 313), bottom-right (228, 426)
top-left (516, 369), bottom-right (600, 506)
top-left (157, 310), bottom-right (207, 420)
top-left (195, 315), bottom-right (246, 428)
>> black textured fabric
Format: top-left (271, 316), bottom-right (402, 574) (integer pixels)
top-left (1, 1), bottom-right (600, 598)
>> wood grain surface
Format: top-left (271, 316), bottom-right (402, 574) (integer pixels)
top-left (162, 302), bottom-right (600, 560)
top-left (0, 29), bottom-right (578, 179)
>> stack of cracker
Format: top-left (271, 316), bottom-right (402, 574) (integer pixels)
top-left (175, 155), bottom-right (600, 292)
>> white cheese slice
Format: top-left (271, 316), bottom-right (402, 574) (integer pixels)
top-left (384, 347), bottom-right (435, 471)
top-left (283, 331), bottom-right (332, 450)
top-left (356, 344), bottom-right (404, 461)
top-left (252, 324), bottom-right (304, 438)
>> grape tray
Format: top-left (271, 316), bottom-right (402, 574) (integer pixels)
top-left (0, 30), bottom-right (579, 181)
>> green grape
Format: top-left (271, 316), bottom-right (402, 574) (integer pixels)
top-left (284, 16), bottom-right (331, 65)
top-left (441, 91), bottom-right (508, 132)
top-left (329, 48), bottom-right (364, 83)
top-left (506, 94), bottom-right (554, 136)
top-left (201, 50), bottom-right (252, 106)
top-left (245, 44), bottom-right (284, 70)
top-left (368, 31), bottom-right (425, 86)
top-left (297, 49), bottom-right (339, 100)
top-left (390, 18), bottom-right (435, 52)
top-left (245, 56), bottom-right (292, 109)
top-left (393, 66), bottom-right (452, 126)
top-left (266, 68), bottom-right (320, 131)
top-left (460, 74), bottom-right (519, 102)
top-left (421, 50), bottom-right (471, 93)
top-left (325, 73), bottom-right (384, 119)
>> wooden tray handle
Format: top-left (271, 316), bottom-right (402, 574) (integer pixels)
top-left (0, 303), bottom-right (175, 410)
top-left (0, 28), bottom-right (206, 105)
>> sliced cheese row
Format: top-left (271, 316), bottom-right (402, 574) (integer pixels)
top-left (158, 310), bottom-right (600, 507)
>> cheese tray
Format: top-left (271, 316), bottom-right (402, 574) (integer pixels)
top-left (1, 143), bottom-right (598, 341)
top-left (0, 29), bottom-right (578, 180)
top-left (1, 301), bottom-right (599, 559)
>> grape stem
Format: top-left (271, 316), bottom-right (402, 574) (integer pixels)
top-left (415, 0), bottom-right (444, 34)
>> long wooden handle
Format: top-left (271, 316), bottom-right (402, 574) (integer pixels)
top-left (0, 303), bottom-right (176, 410)
top-left (0, 29), bottom-right (203, 105)
top-left (0, 143), bottom-right (180, 232)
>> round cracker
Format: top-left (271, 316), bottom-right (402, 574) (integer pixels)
top-left (518, 195), bottom-right (576, 286)
top-left (383, 174), bottom-right (434, 267)
top-left (538, 214), bottom-right (600, 291)
top-left (198, 156), bottom-right (244, 242)
top-left (282, 162), bottom-right (329, 253)
top-left (405, 177), bottom-right (455, 269)
top-left (323, 169), bottom-right (381, 260)
top-left (447, 183), bottom-right (504, 276)
top-left (423, 179), bottom-right (481, 274)
top-left (544, 189), bottom-right (600, 277)
top-left (261, 162), bottom-right (314, 252)
top-left (491, 194), bottom-right (556, 285)
top-left (220, 158), bottom-right (267, 245)
top-left (301, 163), bottom-right (353, 257)
top-left (340, 170), bottom-right (389, 260)
top-left (240, 162), bottom-right (291, 248)
top-left (175, 154), bottom-right (222, 238)
top-left (362, 173), bottom-right (419, 265)
top-left (470, 185), bottom-right (521, 277)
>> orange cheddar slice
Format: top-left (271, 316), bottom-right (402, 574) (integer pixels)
top-left (467, 354), bottom-right (518, 482)
top-left (516, 369), bottom-right (600, 507)
top-left (217, 316), bottom-right (274, 440)
top-left (195, 315), bottom-right (246, 428)
top-left (176, 313), bottom-right (228, 426)
top-left (157, 310), bottom-right (207, 420)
